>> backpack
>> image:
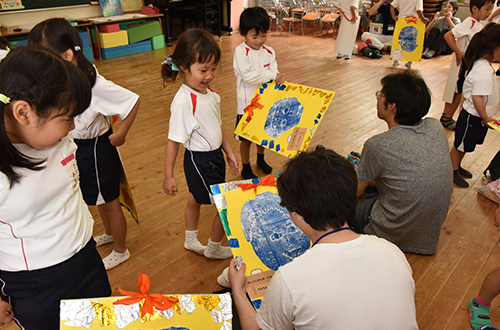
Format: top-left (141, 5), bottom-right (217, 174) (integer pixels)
top-left (484, 150), bottom-right (500, 180)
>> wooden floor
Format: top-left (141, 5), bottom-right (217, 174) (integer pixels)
top-left (4, 29), bottom-right (500, 330)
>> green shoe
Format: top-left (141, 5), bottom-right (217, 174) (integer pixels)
top-left (469, 297), bottom-right (493, 330)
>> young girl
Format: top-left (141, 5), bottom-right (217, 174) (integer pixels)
top-left (423, 1), bottom-right (461, 59)
top-left (29, 18), bottom-right (141, 270)
top-left (450, 23), bottom-right (500, 188)
top-left (334, 0), bottom-right (360, 60)
top-left (0, 47), bottom-right (110, 330)
top-left (162, 28), bottom-right (239, 259)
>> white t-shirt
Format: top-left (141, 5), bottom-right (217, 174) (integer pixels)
top-left (168, 84), bottom-right (222, 151)
top-left (234, 43), bottom-right (279, 115)
top-left (72, 70), bottom-right (139, 140)
top-left (0, 47), bottom-right (9, 62)
top-left (337, 0), bottom-right (359, 17)
top-left (0, 135), bottom-right (93, 271)
top-left (256, 235), bottom-right (418, 330)
top-left (452, 16), bottom-right (482, 53)
top-left (463, 58), bottom-right (499, 118)
top-left (391, 0), bottom-right (423, 18)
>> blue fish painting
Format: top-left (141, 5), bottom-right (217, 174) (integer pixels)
top-left (398, 26), bottom-right (419, 53)
top-left (264, 97), bottom-right (304, 138)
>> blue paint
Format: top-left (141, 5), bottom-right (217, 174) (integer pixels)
top-left (262, 82), bottom-right (268, 90)
top-left (261, 140), bottom-right (268, 146)
top-left (229, 238), bottom-right (240, 248)
top-left (276, 144), bottom-right (281, 152)
top-left (251, 178), bottom-right (260, 184)
top-left (264, 97), bottom-right (304, 138)
top-left (317, 114), bottom-right (321, 119)
top-left (211, 184), bottom-right (221, 195)
top-left (252, 299), bottom-right (262, 309)
top-left (279, 84), bottom-right (286, 91)
top-left (162, 328), bottom-right (191, 330)
top-left (240, 192), bottom-right (310, 271)
top-left (314, 119), bottom-right (319, 125)
top-left (398, 26), bottom-right (419, 53)
top-left (269, 141), bottom-right (274, 149)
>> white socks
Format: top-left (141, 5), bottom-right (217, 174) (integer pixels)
top-left (94, 233), bottom-right (113, 247)
top-left (103, 249), bottom-right (130, 270)
top-left (184, 230), bottom-right (206, 255)
top-left (217, 267), bottom-right (231, 288)
top-left (204, 239), bottom-right (233, 260)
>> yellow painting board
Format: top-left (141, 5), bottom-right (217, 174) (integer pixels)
top-left (234, 80), bottom-right (335, 158)
top-left (391, 17), bottom-right (425, 62)
top-left (211, 175), bottom-right (311, 309)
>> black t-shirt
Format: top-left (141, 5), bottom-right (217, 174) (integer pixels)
top-left (379, 2), bottom-right (396, 35)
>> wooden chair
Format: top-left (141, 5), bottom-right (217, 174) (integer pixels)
top-left (320, 12), bottom-right (340, 37)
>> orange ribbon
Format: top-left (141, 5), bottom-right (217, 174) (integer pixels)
top-left (405, 16), bottom-right (418, 24)
top-left (236, 174), bottom-right (276, 193)
top-left (113, 273), bottom-right (179, 317)
top-left (243, 94), bottom-right (264, 123)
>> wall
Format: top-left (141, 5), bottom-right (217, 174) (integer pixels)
top-left (232, 0), bottom-right (244, 31)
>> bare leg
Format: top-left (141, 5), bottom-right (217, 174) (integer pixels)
top-left (205, 211), bottom-right (232, 259)
top-left (256, 145), bottom-right (265, 155)
top-left (185, 193), bottom-right (201, 231)
top-left (210, 212), bottom-right (226, 242)
top-left (450, 146), bottom-right (465, 171)
top-left (443, 93), bottom-right (462, 118)
top-left (240, 140), bottom-right (252, 164)
top-left (98, 198), bottom-right (127, 253)
top-left (479, 266), bottom-right (500, 303)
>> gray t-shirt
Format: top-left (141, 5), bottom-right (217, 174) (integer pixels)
top-left (432, 16), bottom-right (461, 31)
top-left (357, 118), bottom-right (453, 255)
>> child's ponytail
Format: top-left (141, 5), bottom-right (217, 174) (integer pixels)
top-left (161, 28), bottom-right (220, 86)
top-left (28, 18), bottom-right (97, 88)
top-left (0, 47), bottom-right (91, 187)
top-left (465, 23), bottom-right (500, 72)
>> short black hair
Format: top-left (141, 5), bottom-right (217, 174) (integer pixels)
top-left (239, 7), bottom-right (270, 36)
top-left (381, 70), bottom-right (431, 126)
top-left (276, 148), bottom-right (358, 231)
top-left (470, 0), bottom-right (494, 11)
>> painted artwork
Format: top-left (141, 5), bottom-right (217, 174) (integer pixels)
top-left (211, 175), bottom-right (310, 309)
top-left (391, 17), bottom-right (425, 62)
top-left (0, 0), bottom-right (23, 10)
top-left (234, 81), bottom-right (335, 158)
top-left (60, 274), bottom-right (231, 330)
top-left (99, 0), bottom-right (124, 17)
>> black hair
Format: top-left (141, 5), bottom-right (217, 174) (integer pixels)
top-left (465, 23), bottom-right (500, 72)
top-left (446, 1), bottom-right (459, 13)
top-left (470, 0), bottom-right (494, 12)
top-left (239, 7), bottom-right (270, 36)
top-left (276, 148), bottom-right (358, 231)
top-left (28, 18), bottom-right (97, 88)
top-left (0, 36), bottom-right (9, 50)
top-left (161, 28), bottom-right (221, 84)
top-left (381, 70), bottom-right (431, 126)
top-left (0, 46), bottom-right (91, 187)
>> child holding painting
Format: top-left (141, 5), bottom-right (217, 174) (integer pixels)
top-left (162, 28), bottom-right (239, 259)
top-left (233, 7), bottom-right (284, 179)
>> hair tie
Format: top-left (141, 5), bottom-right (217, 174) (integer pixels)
top-left (162, 55), bottom-right (181, 71)
top-left (0, 94), bottom-right (10, 105)
top-left (74, 45), bottom-right (81, 52)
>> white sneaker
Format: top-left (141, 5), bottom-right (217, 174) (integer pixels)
top-left (337, 54), bottom-right (344, 59)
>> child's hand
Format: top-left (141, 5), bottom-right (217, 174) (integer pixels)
top-left (350, 15), bottom-right (358, 24)
top-left (108, 132), bottom-right (126, 146)
top-left (393, 15), bottom-right (398, 21)
top-left (228, 258), bottom-right (247, 295)
top-left (433, 11), bottom-right (440, 21)
top-left (275, 73), bottom-right (285, 85)
top-left (484, 117), bottom-right (496, 128)
top-left (163, 177), bottom-right (178, 196)
top-left (421, 17), bottom-right (429, 24)
top-left (455, 50), bottom-right (464, 66)
top-left (227, 153), bottom-right (240, 176)
top-left (0, 301), bottom-right (14, 327)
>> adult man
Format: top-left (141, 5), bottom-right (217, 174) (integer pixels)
top-left (229, 149), bottom-right (418, 329)
top-left (355, 70), bottom-right (453, 255)
top-left (361, 0), bottom-right (396, 52)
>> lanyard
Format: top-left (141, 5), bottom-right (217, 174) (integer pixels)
top-left (312, 227), bottom-right (354, 247)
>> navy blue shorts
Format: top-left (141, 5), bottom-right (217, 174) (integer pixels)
top-left (454, 109), bottom-right (488, 152)
top-left (0, 239), bottom-right (111, 330)
top-left (74, 129), bottom-right (122, 205)
top-left (184, 147), bottom-right (226, 205)
top-left (457, 58), bottom-right (467, 94)
top-left (234, 114), bottom-right (251, 143)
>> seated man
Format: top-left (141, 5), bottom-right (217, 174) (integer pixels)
top-left (361, 0), bottom-right (395, 53)
top-left (355, 70), bottom-right (453, 255)
top-left (229, 148), bottom-right (418, 329)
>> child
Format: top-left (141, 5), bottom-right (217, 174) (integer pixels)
top-left (234, 7), bottom-right (284, 179)
top-left (334, 0), bottom-right (360, 59)
top-left (390, 0), bottom-right (429, 67)
top-left (0, 36), bottom-right (9, 61)
top-left (488, 0), bottom-right (500, 23)
top-left (29, 18), bottom-right (141, 270)
top-left (440, 0), bottom-right (494, 130)
top-left (450, 23), bottom-right (500, 188)
top-left (162, 28), bottom-right (240, 259)
top-left (423, 1), bottom-right (461, 59)
top-left (0, 47), bottom-right (111, 329)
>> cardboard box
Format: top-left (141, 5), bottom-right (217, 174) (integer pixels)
top-left (99, 30), bottom-right (129, 49)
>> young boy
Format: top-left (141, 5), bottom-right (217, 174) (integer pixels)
top-left (440, 0), bottom-right (494, 130)
top-left (390, 0), bottom-right (429, 67)
top-left (233, 7), bottom-right (285, 179)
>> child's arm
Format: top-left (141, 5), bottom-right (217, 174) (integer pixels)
top-left (163, 139), bottom-right (180, 196)
top-left (472, 95), bottom-right (495, 126)
top-left (234, 49), bottom-right (278, 85)
top-left (221, 126), bottom-right (240, 176)
top-left (109, 98), bottom-right (140, 147)
top-left (368, 0), bottom-right (385, 16)
top-left (444, 30), bottom-right (463, 66)
top-left (417, 10), bottom-right (429, 24)
top-left (390, 5), bottom-right (398, 21)
top-left (426, 11), bottom-right (440, 33)
top-left (0, 301), bottom-right (14, 327)
top-left (350, 5), bottom-right (358, 24)
top-left (489, 7), bottom-right (500, 22)
top-left (445, 11), bottom-right (457, 29)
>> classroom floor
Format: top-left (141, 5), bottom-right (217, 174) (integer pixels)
top-left (3, 28), bottom-right (500, 330)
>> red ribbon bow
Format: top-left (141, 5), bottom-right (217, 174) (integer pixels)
top-left (243, 94), bottom-right (264, 123)
top-left (113, 273), bottom-right (179, 317)
top-left (236, 174), bottom-right (276, 193)
top-left (405, 16), bottom-right (418, 24)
